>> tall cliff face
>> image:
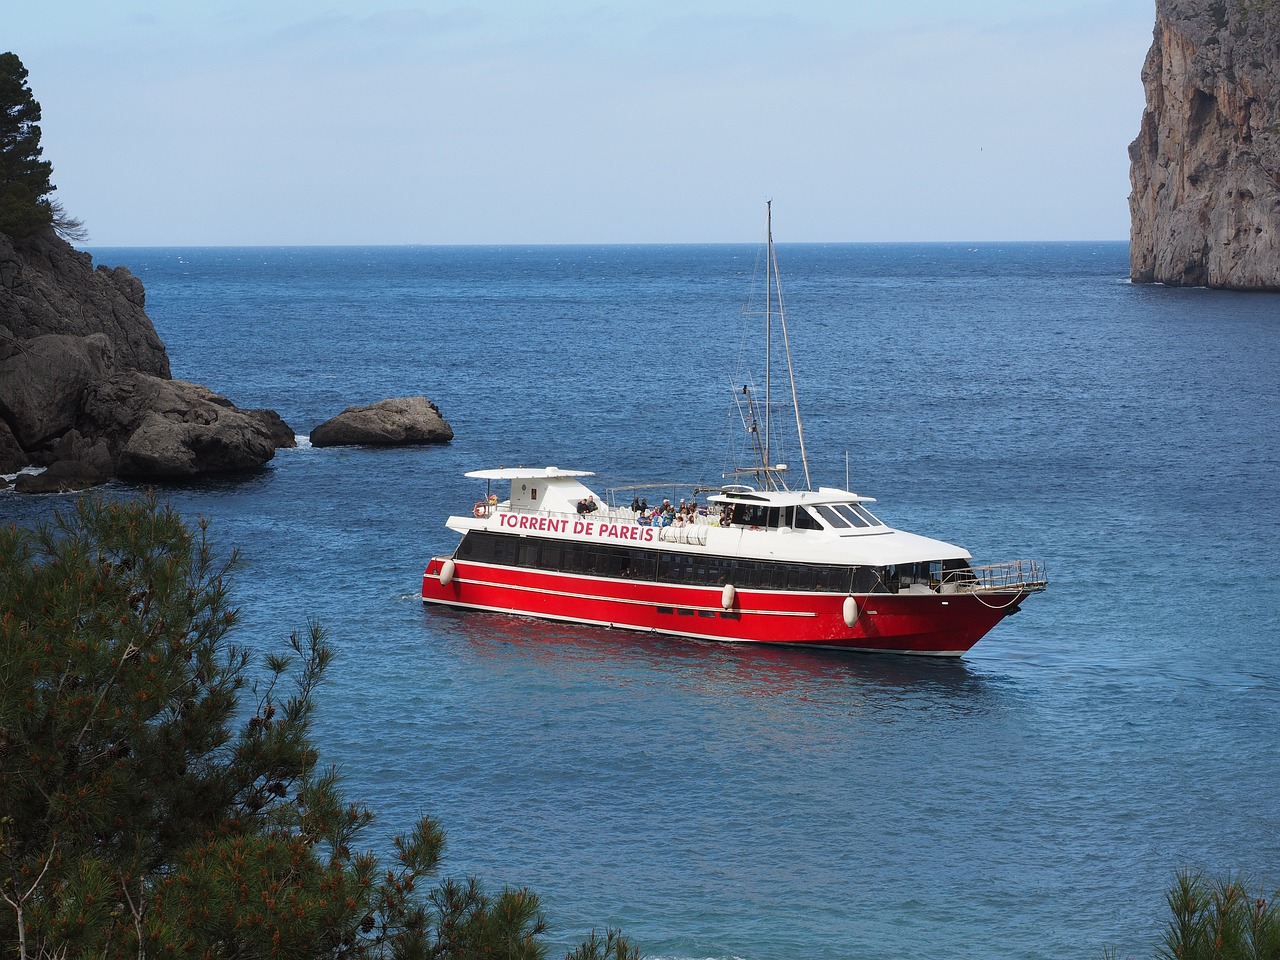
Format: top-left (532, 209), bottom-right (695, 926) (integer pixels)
top-left (1129, 0), bottom-right (1280, 289)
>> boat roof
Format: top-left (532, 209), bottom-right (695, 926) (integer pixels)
top-left (465, 467), bottom-right (596, 480)
top-left (707, 485), bottom-right (877, 506)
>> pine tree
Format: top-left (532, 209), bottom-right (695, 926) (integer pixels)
top-left (0, 51), bottom-right (55, 238)
top-left (0, 496), bottom-right (637, 959)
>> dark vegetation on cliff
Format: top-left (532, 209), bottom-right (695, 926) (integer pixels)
top-left (1, 496), bottom-right (637, 959)
top-left (0, 52), bottom-right (83, 244)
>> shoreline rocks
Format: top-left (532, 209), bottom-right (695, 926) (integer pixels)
top-left (309, 397), bottom-right (454, 448)
top-left (1, 227), bottom-right (298, 489)
top-left (2, 228), bottom-right (453, 493)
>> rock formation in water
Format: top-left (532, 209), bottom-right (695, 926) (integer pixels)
top-left (309, 397), bottom-right (454, 448)
top-left (0, 227), bottom-right (295, 487)
top-left (1129, 0), bottom-right (1280, 289)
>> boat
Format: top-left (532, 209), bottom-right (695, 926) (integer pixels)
top-left (421, 205), bottom-right (1047, 656)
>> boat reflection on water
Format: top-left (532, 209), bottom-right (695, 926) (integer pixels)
top-left (420, 605), bottom-right (995, 712)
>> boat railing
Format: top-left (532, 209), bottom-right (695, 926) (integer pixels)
top-left (944, 560), bottom-right (1048, 593)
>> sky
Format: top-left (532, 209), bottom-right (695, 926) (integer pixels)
top-left (8, 1), bottom-right (1156, 246)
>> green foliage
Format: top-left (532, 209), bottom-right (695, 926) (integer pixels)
top-left (565, 928), bottom-right (641, 960)
top-left (1158, 871), bottom-right (1280, 960)
top-left (1105, 870), bottom-right (1280, 960)
top-left (1, 496), bottom-right (639, 960)
top-left (0, 51), bottom-right (55, 239)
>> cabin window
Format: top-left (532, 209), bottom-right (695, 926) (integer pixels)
top-left (794, 508), bottom-right (823, 531)
top-left (832, 504), bottom-right (870, 528)
top-left (732, 504), bottom-right (776, 528)
top-left (814, 505), bottom-right (850, 528)
top-left (850, 504), bottom-right (883, 526)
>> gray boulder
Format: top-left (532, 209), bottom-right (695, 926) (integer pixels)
top-left (309, 397), bottom-right (453, 448)
top-left (0, 417), bottom-right (25, 474)
top-left (13, 459), bottom-right (109, 494)
top-left (0, 332), bottom-right (114, 448)
top-left (82, 373), bottom-right (290, 479)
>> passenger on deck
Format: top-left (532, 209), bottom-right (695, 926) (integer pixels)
top-left (577, 496), bottom-right (599, 514)
top-left (630, 495), bottom-right (642, 512)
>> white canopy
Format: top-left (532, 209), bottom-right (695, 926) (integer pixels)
top-left (465, 467), bottom-right (595, 480)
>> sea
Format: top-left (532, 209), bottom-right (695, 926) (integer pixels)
top-left (3, 241), bottom-right (1278, 960)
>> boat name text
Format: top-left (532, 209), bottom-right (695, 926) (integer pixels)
top-left (497, 513), bottom-right (658, 542)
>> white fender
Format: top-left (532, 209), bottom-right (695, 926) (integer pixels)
top-left (440, 559), bottom-right (456, 586)
top-left (842, 595), bottom-right (859, 628)
top-left (721, 583), bottom-right (736, 610)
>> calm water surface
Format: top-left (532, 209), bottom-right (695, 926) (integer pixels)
top-left (4, 242), bottom-right (1278, 960)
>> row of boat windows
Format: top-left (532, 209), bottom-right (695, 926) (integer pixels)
top-left (455, 532), bottom-right (968, 593)
top-left (730, 502), bottom-right (884, 531)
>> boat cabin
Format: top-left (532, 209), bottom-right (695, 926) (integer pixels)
top-left (709, 487), bottom-right (886, 534)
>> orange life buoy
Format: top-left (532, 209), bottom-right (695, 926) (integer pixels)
top-left (473, 501), bottom-right (488, 518)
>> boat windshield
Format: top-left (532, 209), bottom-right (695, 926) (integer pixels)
top-left (813, 503), bottom-right (884, 530)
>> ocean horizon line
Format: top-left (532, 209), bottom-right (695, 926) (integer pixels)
top-left (81, 238), bottom-right (1131, 252)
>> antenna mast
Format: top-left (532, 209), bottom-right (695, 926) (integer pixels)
top-left (765, 201), bottom-right (812, 490)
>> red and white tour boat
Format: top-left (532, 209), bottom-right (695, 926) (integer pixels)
top-left (421, 207), bottom-right (1047, 656)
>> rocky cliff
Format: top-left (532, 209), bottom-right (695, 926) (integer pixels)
top-left (0, 228), bottom-right (294, 488)
top-left (1129, 0), bottom-right (1280, 289)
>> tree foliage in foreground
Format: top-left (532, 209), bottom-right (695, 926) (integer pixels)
top-left (1, 496), bottom-right (637, 960)
top-left (1105, 870), bottom-right (1280, 960)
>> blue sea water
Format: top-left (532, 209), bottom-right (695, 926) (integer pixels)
top-left (4, 241), bottom-right (1279, 960)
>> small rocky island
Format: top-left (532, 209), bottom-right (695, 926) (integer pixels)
top-left (1129, 0), bottom-right (1280, 289)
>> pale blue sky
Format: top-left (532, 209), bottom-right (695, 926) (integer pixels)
top-left (9, 1), bottom-right (1154, 245)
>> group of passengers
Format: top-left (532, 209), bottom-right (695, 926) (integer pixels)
top-left (630, 496), bottom-right (704, 528)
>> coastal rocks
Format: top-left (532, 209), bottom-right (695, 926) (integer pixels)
top-left (82, 373), bottom-right (294, 479)
top-left (13, 460), bottom-right (108, 494)
top-left (0, 229), bottom-right (170, 374)
top-left (1129, 0), bottom-right (1280, 289)
top-left (309, 396), bottom-right (454, 448)
top-left (0, 416), bottom-right (27, 474)
top-left (0, 332), bottom-right (114, 448)
top-left (1, 227), bottom-right (296, 486)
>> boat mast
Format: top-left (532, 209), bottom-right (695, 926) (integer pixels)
top-left (764, 204), bottom-right (773, 484)
top-left (765, 201), bottom-right (812, 490)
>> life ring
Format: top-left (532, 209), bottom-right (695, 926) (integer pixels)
top-left (473, 501), bottom-right (489, 518)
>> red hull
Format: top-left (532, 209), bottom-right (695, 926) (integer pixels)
top-left (421, 557), bottom-right (1027, 656)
